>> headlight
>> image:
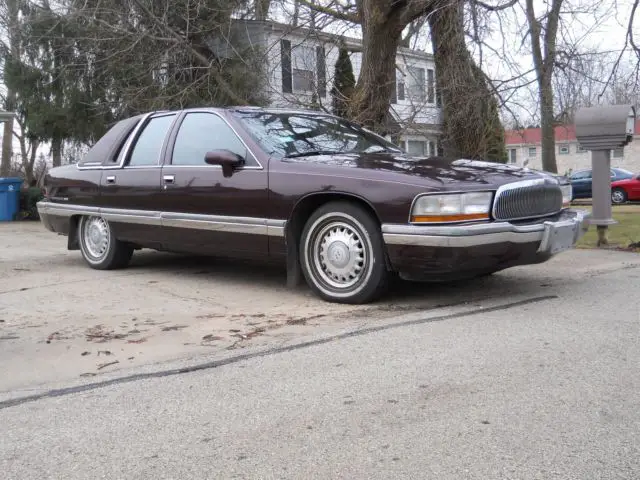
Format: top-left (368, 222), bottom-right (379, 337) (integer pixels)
top-left (560, 184), bottom-right (572, 207)
top-left (411, 192), bottom-right (493, 223)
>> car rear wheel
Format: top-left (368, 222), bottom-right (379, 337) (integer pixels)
top-left (78, 215), bottom-right (133, 270)
top-left (611, 188), bottom-right (627, 205)
top-left (300, 201), bottom-right (388, 304)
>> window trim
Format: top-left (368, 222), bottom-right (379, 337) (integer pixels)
top-left (528, 146), bottom-right (537, 157)
top-left (165, 110), bottom-right (262, 170)
top-left (123, 112), bottom-right (178, 168)
top-left (558, 144), bottom-right (570, 155)
top-left (291, 45), bottom-right (316, 94)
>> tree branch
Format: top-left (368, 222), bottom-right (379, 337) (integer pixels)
top-left (474, 0), bottom-right (519, 12)
top-left (295, 0), bottom-right (361, 23)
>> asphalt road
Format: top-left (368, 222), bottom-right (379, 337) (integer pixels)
top-left (2, 248), bottom-right (639, 479)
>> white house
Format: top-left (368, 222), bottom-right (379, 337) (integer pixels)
top-left (211, 20), bottom-right (443, 156)
top-left (504, 123), bottom-right (640, 175)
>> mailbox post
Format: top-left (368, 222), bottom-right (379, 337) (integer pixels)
top-left (574, 105), bottom-right (635, 245)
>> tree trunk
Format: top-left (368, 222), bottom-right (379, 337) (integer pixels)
top-left (539, 77), bottom-right (557, 173)
top-left (348, 14), bottom-right (404, 133)
top-left (525, 0), bottom-right (561, 173)
top-left (1, 112), bottom-right (14, 176)
top-left (428, 4), bottom-right (506, 160)
top-left (1, 0), bottom-right (19, 176)
top-left (51, 136), bottom-right (63, 167)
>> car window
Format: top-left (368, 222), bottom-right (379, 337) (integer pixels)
top-left (127, 114), bottom-right (176, 167)
top-left (571, 171), bottom-right (591, 180)
top-left (233, 111), bottom-right (402, 159)
top-left (171, 113), bottom-right (247, 166)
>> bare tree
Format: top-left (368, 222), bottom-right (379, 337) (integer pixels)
top-left (524, 0), bottom-right (563, 173)
top-left (295, 0), bottom-right (508, 160)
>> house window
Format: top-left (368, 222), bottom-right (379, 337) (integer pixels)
top-left (509, 148), bottom-right (517, 164)
top-left (558, 144), bottom-right (570, 155)
top-left (611, 148), bottom-right (624, 159)
top-left (407, 140), bottom-right (426, 156)
top-left (528, 147), bottom-right (537, 157)
top-left (406, 67), bottom-right (426, 102)
top-left (292, 45), bottom-right (315, 92)
top-left (428, 140), bottom-right (436, 156)
top-left (576, 143), bottom-right (586, 153)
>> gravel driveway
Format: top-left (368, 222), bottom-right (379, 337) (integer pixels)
top-left (2, 221), bottom-right (639, 395)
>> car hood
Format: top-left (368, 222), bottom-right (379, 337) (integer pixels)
top-left (281, 152), bottom-right (563, 189)
top-left (611, 178), bottom-right (637, 186)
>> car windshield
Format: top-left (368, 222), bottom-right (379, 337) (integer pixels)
top-left (233, 111), bottom-right (403, 158)
top-left (615, 168), bottom-right (634, 175)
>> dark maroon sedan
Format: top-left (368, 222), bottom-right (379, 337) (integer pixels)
top-left (38, 107), bottom-right (589, 303)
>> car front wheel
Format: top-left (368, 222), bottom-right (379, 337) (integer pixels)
top-left (78, 215), bottom-right (133, 269)
top-left (611, 188), bottom-right (628, 205)
top-left (300, 201), bottom-right (388, 304)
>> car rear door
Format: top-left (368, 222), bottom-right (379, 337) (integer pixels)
top-left (158, 110), bottom-right (270, 258)
top-left (99, 112), bottom-right (179, 248)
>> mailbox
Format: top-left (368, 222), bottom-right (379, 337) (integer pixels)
top-left (574, 104), bottom-right (636, 245)
top-left (0, 110), bottom-right (15, 122)
top-left (575, 105), bottom-right (635, 151)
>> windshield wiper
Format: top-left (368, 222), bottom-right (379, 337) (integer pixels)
top-left (285, 150), bottom-right (341, 158)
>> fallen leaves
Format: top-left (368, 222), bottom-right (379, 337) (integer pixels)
top-left (85, 325), bottom-right (127, 343)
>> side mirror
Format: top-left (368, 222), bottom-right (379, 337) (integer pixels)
top-left (204, 150), bottom-right (245, 177)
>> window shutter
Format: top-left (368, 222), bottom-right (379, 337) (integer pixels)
top-left (427, 69), bottom-right (435, 103)
top-left (281, 39), bottom-right (292, 94)
top-left (397, 81), bottom-right (405, 101)
top-left (316, 45), bottom-right (327, 97)
top-left (390, 67), bottom-right (397, 104)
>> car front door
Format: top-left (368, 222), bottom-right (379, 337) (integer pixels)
top-left (630, 176), bottom-right (640, 199)
top-left (571, 170), bottom-right (592, 198)
top-left (159, 110), bottom-right (269, 258)
top-left (99, 112), bottom-right (178, 248)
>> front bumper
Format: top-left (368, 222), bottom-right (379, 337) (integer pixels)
top-left (382, 209), bottom-right (590, 255)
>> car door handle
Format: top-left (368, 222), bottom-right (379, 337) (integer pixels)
top-left (163, 175), bottom-right (175, 184)
top-left (105, 175), bottom-right (116, 184)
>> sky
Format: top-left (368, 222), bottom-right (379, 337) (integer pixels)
top-left (271, 0), bottom-right (639, 124)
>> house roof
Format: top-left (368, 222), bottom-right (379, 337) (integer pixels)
top-left (505, 122), bottom-right (640, 145)
top-left (232, 19), bottom-right (434, 61)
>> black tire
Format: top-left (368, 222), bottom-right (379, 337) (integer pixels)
top-left (299, 201), bottom-right (388, 304)
top-left (611, 188), bottom-right (627, 205)
top-left (78, 215), bottom-right (134, 270)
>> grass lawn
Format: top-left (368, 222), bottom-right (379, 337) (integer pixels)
top-left (573, 204), bottom-right (640, 250)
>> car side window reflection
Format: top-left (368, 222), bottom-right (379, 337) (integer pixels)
top-left (172, 113), bottom-right (246, 166)
top-left (572, 171), bottom-right (591, 180)
top-left (127, 114), bottom-right (176, 166)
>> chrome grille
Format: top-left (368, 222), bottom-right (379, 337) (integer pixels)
top-left (493, 180), bottom-right (563, 221)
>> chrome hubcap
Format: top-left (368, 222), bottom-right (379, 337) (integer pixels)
top-left (313, 222), bottom-right (367, 289)
top-left (83, 216), bottom-right (110, 260)
top-left (612, 191), bottom-right (624, 202)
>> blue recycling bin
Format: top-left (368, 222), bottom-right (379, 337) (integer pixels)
top-left (0, 177), bottom-right (23, 221)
